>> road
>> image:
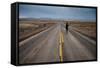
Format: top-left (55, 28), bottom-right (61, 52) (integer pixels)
top-left (19, 23), bottom-right (96, 64)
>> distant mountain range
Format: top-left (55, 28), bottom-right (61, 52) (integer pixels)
top-left (19, 18), bottom-right (96, 23)
top-left (19, 18), bottom-right (66, 21)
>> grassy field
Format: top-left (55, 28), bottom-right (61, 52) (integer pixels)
top-left (19, 20), bottom-right (55, 42)
top-left (19, 19), bottom-right (96, 41)
top-left (69, 21), bottom-right (96, 40)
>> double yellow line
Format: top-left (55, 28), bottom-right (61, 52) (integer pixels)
top-left (59, 32), bottom-right (64, 62)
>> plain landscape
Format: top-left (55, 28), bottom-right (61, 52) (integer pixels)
top-left (19, 19), bottom-right (96, 64)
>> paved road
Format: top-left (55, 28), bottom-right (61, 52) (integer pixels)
top-left (19, 23), bottom-right (96, 64)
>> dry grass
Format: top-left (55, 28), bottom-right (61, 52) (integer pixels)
top-left (69, 21), bottom-right (96, 40)
top-left (19, 20), bottom-right (55, 42)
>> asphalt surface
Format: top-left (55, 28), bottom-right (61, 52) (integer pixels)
top-left (19, 23), bottom-right (96, 64)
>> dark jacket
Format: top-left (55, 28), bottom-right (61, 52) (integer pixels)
top-left (66, 23), bottom-right (68, 30)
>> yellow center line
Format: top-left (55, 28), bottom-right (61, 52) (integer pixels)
top-left (59, 31), bottom-right (64, 62)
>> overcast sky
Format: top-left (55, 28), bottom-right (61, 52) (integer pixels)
top-left (19, 4), bottom-right (96, 22)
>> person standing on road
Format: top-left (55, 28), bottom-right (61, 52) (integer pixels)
top-left (66, 23), bottom-right (68, 31)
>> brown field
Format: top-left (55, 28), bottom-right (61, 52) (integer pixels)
top-left (19, 20), bottom-right (55, 42)
top-left (69, 21), bottom-right (96, 40)
top-left (19, 19), bottom-right (96, 41)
